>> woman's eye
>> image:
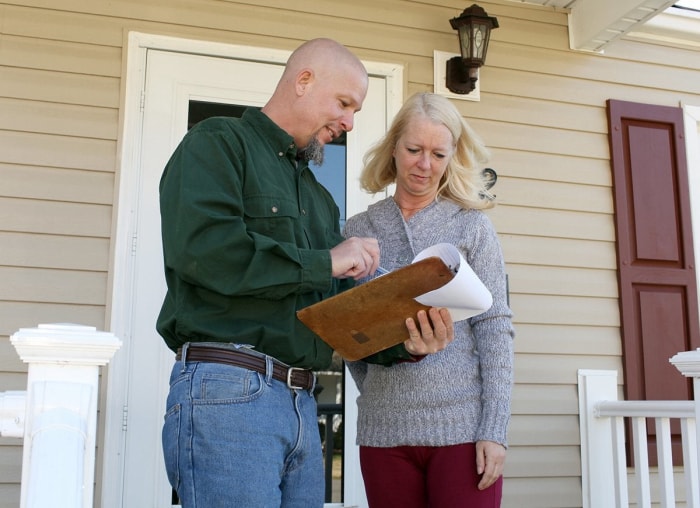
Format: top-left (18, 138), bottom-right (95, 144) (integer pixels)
top-left (434, 153), bottom-right (446, 159)
top-left (407, 148), bottom-right (420, 154)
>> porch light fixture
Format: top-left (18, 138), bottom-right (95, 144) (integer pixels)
top-left (446, 4), bottom-right (499, 95)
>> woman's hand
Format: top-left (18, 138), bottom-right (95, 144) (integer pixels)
top-left (403, 307), bottom-right (454, 355)
top-left (476, 440), bottom-right (506, 490)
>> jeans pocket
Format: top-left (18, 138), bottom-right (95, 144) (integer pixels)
top-left (162, 403), bottom-right (181, 490)
top-left (197, 368), bottom-right (265, 403)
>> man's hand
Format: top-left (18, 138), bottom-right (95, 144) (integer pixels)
top-left (403, 307), bottom-right (454, 355)
top-left (330, 237), bottom-right (380, 280)
top-left (476, 440), bottom-right (506, 490)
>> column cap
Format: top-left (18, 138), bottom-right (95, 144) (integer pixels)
top-left (670, 348), bottom-right (700, 377)
top-left (11, 323), bottom-right (122, 365)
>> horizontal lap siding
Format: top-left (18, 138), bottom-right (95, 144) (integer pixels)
top-left (0, 444), bottom-right (22, 498)
top-left (1, 1), bottom-right (699, 507)
top-left (0, 302), bottom-right (106, 339)
top-left (1, 5), bottom-right (126, 506)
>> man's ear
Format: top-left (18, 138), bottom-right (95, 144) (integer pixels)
top-left (295, 69), bottom-right (313, 96)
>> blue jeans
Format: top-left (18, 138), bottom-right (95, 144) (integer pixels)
top-left (162, 343), bottom-right (324, 508)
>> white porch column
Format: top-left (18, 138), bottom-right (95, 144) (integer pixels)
top-left (10, 323), bottom-right (121, 508)
top-left (577, 369), bottom-right (622, 508)
top-left (670, 348), bottom-right (700, 504)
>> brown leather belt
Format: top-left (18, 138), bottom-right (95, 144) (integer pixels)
top-left (175, 344), bottom-right (315, 390)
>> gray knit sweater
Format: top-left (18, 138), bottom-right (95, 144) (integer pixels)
top-left (343, 197), bottom-right (514, 448)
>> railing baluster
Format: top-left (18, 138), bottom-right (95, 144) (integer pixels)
top-left (611, 415), bottom-right (630, 507)
top-left (681, 418), bottom-right (700, 507)
top-left (655, 417), bottom-right (675, 507)
top-left (631, 416), bottom-right (652, 508)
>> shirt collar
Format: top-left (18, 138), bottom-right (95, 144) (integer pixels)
top-left (242, 108), bottom-right (298, 160)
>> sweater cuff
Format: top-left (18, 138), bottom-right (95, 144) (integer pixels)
top-left (476, 399), bottom-right (511, 448)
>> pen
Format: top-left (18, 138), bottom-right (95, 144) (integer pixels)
top-left (375, 266), bottom-right (390, 276)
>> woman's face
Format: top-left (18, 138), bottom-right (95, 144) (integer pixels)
top-left (393, 116), bottom-right (454, 201)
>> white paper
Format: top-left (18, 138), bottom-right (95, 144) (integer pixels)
top-left (411, 243), bottom-right (492, 321)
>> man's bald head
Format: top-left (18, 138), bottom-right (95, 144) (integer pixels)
top-left (262, 39), bottom-right (369, 152)
top-left (283, 38), bottom-right (366, 83)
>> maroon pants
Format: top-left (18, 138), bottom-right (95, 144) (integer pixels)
top-left (359, 443), bottom-right (503, 508)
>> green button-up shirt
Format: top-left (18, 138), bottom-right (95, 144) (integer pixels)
top-left (157, 108), bottom-right (352, 369)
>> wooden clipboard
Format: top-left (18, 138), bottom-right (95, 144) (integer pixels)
top-left (297, 257), bottom-right (455, 361)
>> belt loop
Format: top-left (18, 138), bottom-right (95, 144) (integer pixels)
top-left (180, 343), bottom-right (190, 373)
top-left (309, 372), bottom-right (317, 395)
top-left (264, 355), bottom-right (274, 386)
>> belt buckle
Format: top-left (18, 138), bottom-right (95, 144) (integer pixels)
top-left (286, 367), bottom-right (308, 390)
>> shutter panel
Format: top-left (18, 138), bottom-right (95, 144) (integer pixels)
top-left (607, 99), bottom-right (700, 465)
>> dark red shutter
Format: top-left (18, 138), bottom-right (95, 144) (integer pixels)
top-left (607, 99), bottom-right (700, 465)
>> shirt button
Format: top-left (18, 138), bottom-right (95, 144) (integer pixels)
top-left (301, 209), bottom-right (306, 215)
top-left (278, 152), bottom-right (284, 157)
top-left (271, 206), bottom-right (278, 213)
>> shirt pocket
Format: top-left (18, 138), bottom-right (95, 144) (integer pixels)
top-left (243, 195), bottom-right (300, 242)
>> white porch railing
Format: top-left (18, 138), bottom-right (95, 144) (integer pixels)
top-left (2, 326), bottom-right (698, 508)
top-left (0, 323), bottom-right (121, 508)
top-left (579, 349), bottom-right (700, 508)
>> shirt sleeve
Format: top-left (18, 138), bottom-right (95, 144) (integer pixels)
top-left (359, 344), bottom-right (418, 365)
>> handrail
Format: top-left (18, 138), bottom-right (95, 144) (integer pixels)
top-left (596, 400), bottom-right (695, 418)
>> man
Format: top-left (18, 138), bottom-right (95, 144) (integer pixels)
top-left (157, 38), bottom-right (453, 507)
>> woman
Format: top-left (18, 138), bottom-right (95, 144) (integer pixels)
top-left (343, 92), bottom-right (515, 508)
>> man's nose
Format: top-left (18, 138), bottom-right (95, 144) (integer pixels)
top-left (340, 112), bottom-right (355, 133)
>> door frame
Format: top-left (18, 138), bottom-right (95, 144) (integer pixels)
top-left (683, 102), bottom-right (700, 294)
top-left (101, 31), bottom-right (403, 508)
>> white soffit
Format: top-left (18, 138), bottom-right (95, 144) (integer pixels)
top-left (568, 0), bottom-right (677, 51)
top-left (502, 0), bottom-right (576, 8)
top-left (504, 0), bottom-right (678, 52)
top-left (628, 6), bottom-right (700, 48)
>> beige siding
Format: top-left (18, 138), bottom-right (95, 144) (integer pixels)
top-left (0, 302), bottom-right (106, 339)
top-left (2, 164), bottom-right (115, 203)
top-left (1, 0), bottom-right (699, 506)
top-left (0, 442), bottom-right (22, 498)
top-left (505, 476), bottom-right (583, 508)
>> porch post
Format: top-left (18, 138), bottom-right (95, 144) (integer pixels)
top-left (577, 369), bottom-right (620, 508)
top-left (10, 323), bottom-right (121, 508)
top-left (670, 348), bottom-right (700, 505)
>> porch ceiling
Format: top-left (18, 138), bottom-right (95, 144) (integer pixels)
top-left (503, 0), bottom-right (677, 51)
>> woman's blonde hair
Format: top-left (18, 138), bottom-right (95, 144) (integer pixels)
top-left (359, 92), bottom-right (495, 210)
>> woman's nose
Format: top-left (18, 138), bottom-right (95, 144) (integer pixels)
top-left (417, 152), bottom-right (431, 169)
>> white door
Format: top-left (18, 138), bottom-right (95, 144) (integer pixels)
top-left (103, 32), bottom-right (401, 508)
top-left (685, 104), bottom-right (700, 294)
